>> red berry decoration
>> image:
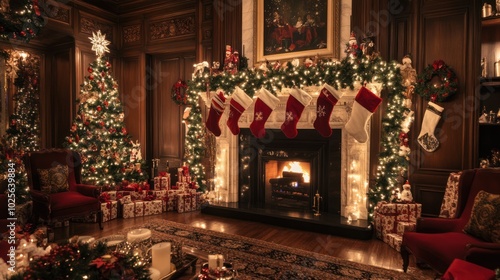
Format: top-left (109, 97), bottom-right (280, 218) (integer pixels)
top-left (20, 31), bottom-right (26, 37)
top-left (104, 100), bottom-right (108, 107)
top-left (101, 71), bottom-right (105, 77)
top-left (106, 61), bottom-right (111, 68)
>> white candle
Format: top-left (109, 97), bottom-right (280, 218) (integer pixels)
top-left (149, 268), bottom-right (161, 280)
top-left (152, 242), bottom-right (171, 277)
top-left (217, 254), bottom-right (224, 267)
top-left (126, 228), bottom-right (151, 243)
top-left (208, 254), bottom-right (218, 270)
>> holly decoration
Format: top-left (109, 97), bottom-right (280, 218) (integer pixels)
top-left (172, 79), bottom-right (188, 105)
top-left (414, 60), bottom-right (458, 102)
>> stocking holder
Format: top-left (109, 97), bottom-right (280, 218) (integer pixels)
top-left (312, 190), bottom-right (322, 216)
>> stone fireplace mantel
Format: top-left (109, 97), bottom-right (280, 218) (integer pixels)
top-left (201, 83), bottom-right (381, 220)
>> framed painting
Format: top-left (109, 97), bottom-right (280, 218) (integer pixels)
top-left (255, 0), bottom-right (340, 63)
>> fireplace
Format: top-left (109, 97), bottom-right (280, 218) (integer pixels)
top-left (202, 85), bottom-right (375, 220)
top-left (238, 129), bottom-right (341, 214)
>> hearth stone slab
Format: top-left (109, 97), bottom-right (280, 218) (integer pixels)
top-left (201, 202), bottom-right (373, 240)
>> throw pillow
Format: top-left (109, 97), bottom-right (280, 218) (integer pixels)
top-left (439, 171), bottom-right (462, 218)
top-left (463, 190), bottom-right (500, 243)
top-left (38, 165), bottom-right (70, 193)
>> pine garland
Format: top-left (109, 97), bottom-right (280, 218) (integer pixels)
top-left (185, 54), bottom-right (409, 217)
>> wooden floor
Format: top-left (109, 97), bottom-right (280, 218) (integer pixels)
top-left (54, 211), bottom-right (437, 279)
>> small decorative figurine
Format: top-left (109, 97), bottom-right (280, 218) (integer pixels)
top-left (400, 180), bottom-right (413, 202)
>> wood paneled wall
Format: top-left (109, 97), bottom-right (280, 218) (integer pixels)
top-left (353, 0), bottom-right (478, 216)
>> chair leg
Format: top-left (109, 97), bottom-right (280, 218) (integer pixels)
top-left (401, 246), bottom-right (410, 273)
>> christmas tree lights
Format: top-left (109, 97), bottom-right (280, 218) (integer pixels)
top-left (186, 52), bottom-right (410, 217)
top-left (64, 31), bottom-right (148, 188)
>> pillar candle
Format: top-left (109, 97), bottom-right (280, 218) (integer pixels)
top-left (152, 242), bottom-right (171, 277)
top-left (127, 228), bottom-right (151, 243)
top-left (208, 254), bottom-right (217, 270)
top-left (217, 254), bottom-right (224, 267)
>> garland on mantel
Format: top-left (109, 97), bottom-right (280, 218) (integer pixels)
top-left (184, 54), bottom-right (409, 219)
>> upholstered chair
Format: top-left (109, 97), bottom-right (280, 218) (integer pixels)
top-left (22, 149), bottom-right (102, 230)
top-left (401, 168), bottom-right (500, 273)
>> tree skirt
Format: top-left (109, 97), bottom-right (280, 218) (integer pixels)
top-left (122, 219), bottom-right (429, 280)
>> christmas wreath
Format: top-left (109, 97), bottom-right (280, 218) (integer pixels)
top-left (414, 60), bottom-right (458, 102)
top-left (171, 79), bottom-right (188, 105)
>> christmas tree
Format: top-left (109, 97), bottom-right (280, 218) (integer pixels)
top-left (64, 31), bottom-right (148, 188)
top-left (0, 51), bottom-right (42, 205)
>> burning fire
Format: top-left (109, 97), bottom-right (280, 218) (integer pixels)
top-left (282, 161), bottom-right (310, 183)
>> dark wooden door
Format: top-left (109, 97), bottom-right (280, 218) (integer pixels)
top-left (147, 53), bottom-right (195, 172)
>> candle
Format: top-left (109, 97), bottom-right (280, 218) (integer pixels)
top-left (217, 254), bottom-right (224, 267)
top-left (149, 268), bottom-right (161, 280)
top-left (127, 228), bottom-right (151, 243)
top-left (152, 242), bottom-right (171, 277)
top-left (208, 254), bottom-right (217, 270)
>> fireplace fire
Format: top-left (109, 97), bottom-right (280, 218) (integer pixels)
top-left (267, 161), bottom-right (311, 210)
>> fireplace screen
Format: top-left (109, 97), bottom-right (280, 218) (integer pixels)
top-left (265, 160), bottom-right (311, 210)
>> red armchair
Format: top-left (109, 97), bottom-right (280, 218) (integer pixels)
top-left (401, 168), bottom-right (500, 273)
top-left (22, 149), bottom-right (102, 230)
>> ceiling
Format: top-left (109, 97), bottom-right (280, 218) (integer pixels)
top-left (80, 0), bottom-right (167, 15)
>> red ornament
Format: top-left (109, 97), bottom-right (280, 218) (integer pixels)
top-left (97, 105), bottom-right (102, 111)
top-left (430, 94), bottom-right (437, 102)
top-left (100, 121), bottom-right (105, 127)
top-left (90, 166), bottom-right (96, 172)
top-left (104, 100), bottom-right (109, 107)
top-left (122, 128), bottom-right (127, 135)
top-left (20, 31), bottom-right (26, 37)
top-left (89, 75), bottom-right (94, 80)
top-left (88, 67), bottom-right (93, 73)
top-left (101, 71), bottom-right (105, 77)
top-left (106, 61), bottom-right (111, 68)
top-left (75, 135), bottom-right (80, 143)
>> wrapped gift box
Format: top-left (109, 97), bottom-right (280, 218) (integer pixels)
top-left (176, 193), bottom-right (194, 213)
top-left (163, 195), bottom-right (176, 212)
top-left (386, 233), bottom-right (403, 252)
top-left (101, 200), bottom-right (118, 222)
top-left (122, 200), bottom-right (145, 218)
top-left (374, 202), bottom-right (421, 241)
top-left (144, 200), bottom-right (163, 216)
top-left (396, 221), bottom-right (416, 236)
top-left (154, 174), bottom-right (171, 190)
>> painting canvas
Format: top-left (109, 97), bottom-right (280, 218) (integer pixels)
top-left (255, 0), bottom-right (339, 62)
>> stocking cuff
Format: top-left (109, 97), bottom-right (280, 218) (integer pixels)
top-left (322, 83), bottom-right (343, 101)
top-left (212, 90), bottom-right (226, 112)
top-left (290, 88), bottom-right (312, 106)
top-left (427, 101), bottom-right (444, 115)
top-left (257, 87), bottom-right (280, 110)
top-left (355, 87), bottom-right (382, 113)
top-left (232, 86), bottom-right (254, 110)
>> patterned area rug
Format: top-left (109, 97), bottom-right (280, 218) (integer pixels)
top-left (123, 219), bottom-right (428, 280)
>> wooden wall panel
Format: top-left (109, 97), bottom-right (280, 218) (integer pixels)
top-left (50, 49), bottom-right (73, 147)
top-left (148, 54), bottom-right (195, 168)
top-left (121, 55), bottom-right (146, 154)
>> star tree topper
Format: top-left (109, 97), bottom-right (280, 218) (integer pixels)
top-left (89, 30), bottom-right (110, 57)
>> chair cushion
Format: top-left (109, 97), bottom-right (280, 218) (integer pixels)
top-left (402, 231), bottom-right (483, 273)
top-left (463, 190), bottom-right (500, 243)
top-left (49, 191), bottom-right (99, 218)
top-left (439, 172), bottom-right (461, 218)
top-left (38, 165), bottom-right (69, 193)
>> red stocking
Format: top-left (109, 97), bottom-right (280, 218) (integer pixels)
top-left (281, 88), bottom-right (312, 138)
top-left (205, 90), bottom-right (226, 136)
top-left (227, 86), bottom-right (253, 135)
top-left (314, 84), bottom-right (343, 137)
top-left (250, 88), bottom-right (280, 138)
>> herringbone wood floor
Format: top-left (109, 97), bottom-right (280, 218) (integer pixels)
top-left (54, 211), bottom-right (437, 279)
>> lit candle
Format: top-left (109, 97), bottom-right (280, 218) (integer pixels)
top-left (149, 268), bottom-right (161, 280)
top-left (127, 228), bottom-right (151, 243)
top-left (152, 242), bottom-right (171, 277)
top-left (208, 254), bottom-right (218, 270)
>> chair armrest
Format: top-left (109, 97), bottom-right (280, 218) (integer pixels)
top-left (29, 190), bottom-right (50, 204)
top-left (465, 242), bottom-right (500, 271)
top-left (76, 184), bottom-right (101, 198)
top-left (416, 217), bottom-right (461, 233)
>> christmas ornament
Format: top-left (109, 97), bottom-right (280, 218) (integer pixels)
top-left (281, 88), bottom-right (312, 138)
top-left (250, 87), bottom-right (280, 138)
top-left (89, 30), bottom-right (110, 58)
top-left (417, 101), bottom-right (443, 152)
top-left (314, 84), bottom-right (343, 137)
top-left (205, 90), bottom-right (226, 136)
top-left (345, 87), bottom-right (382, 143)
top-left (400, 180), bottom-right (413, 202)
top-left (414, 60), bottom-right (458, 103)
top-left (226, 86), bottom-right (253, 135)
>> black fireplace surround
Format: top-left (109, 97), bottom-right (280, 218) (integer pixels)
top-left (238, 128), bottom-right (341, 215)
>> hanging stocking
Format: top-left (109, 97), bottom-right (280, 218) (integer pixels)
top-left (205, 90), bottom-right (226, 136)
top-left (417, 101), bottom-right (444, 152)
top-left (250, 88), bottom-right (280, 138)
top-left (345, 87), bottom-right (382, 143)
top-left (314, 84), bottom-right (344, 137)
top-left (227, 86), bottom-right (254, 135)
top-left (281, 88), bottom-right (312, 138)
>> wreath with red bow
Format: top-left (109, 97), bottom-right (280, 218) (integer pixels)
top-left (171, 79), bottom-right (188, 105)
top-left (414, 60), bottom-right (458, 103)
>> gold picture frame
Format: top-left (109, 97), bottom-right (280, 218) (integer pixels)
top-left (255, 0), bottom-right (340, 63)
